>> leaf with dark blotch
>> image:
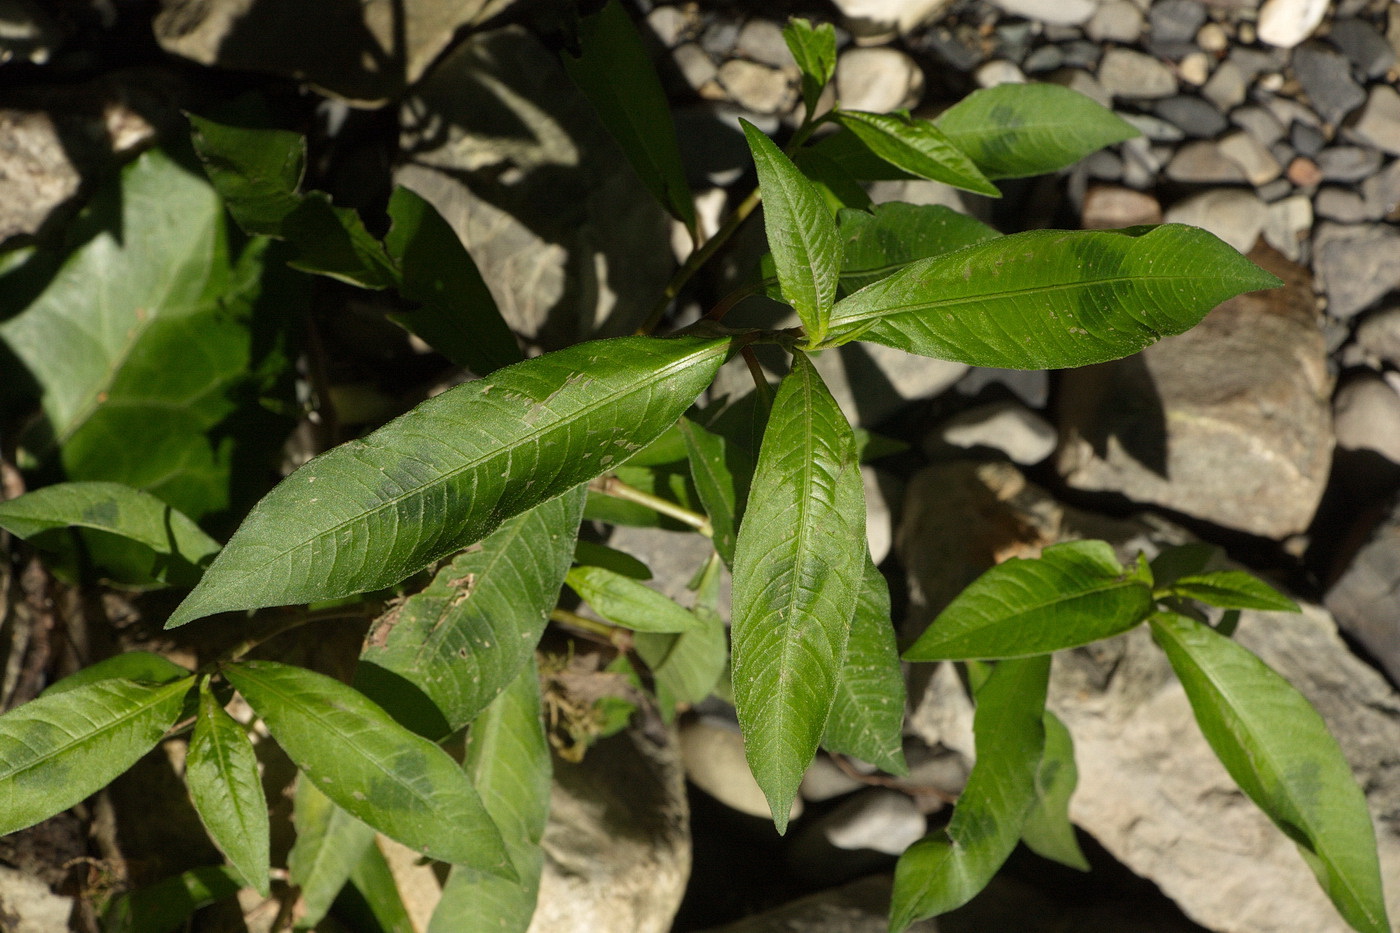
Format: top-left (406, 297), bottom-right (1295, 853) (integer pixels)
top-left (1166, 571), bottom-right (1300, 612)
top-left (832, 110), bottom-right (999, 197)
top-left (822, 558), bottom-right (907, 775)
top-left (821, 225), bottom-right (1283, 368)
top-left (168, 335), bottom-right (729, 627)
top-left (287, 778), bottom-right (377, 929)
top-left (730, 351), bottom-right (866, 832)
top-left (185, 679), bottom-right (271, 895)
top-left (356, 488), bottom-right (585, 740)
top-left (904, 540), bottom-right (1153, 660)
top-left (0, 676), bottom-right (194, 836)
top-left (224, 660), bottom-right (513, 876)
top-left (933, 83), bottom-right (1139, 180)
top-left (1150, 612), bottom-right (1391, 933)
top-left (890, 656), bottom-right (1049, 931)
top-left (1020, 710), bottom-right (1090, 871)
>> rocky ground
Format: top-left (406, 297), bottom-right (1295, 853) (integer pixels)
top-left (3, 0), bottom-right (1400, 931)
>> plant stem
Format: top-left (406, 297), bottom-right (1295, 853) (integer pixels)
top-left (549, 608), bottom-right (631, 650)
top-left (741, 345), bottom-right (774, 414)
top-left (591, 475), bottom-right (712, 536)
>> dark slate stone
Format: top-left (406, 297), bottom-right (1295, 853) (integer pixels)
top-left (1155, 96), bottom-right (1229, 138)
top-left (1149, 0), bottom-right (1206, 44)
top-left (1317, 145), bottom-right (1383, 182)
top-left (1330, 17), bottom-right (1397, 78)
top-left (1060, 39), bottom-right (1102, 70)
top-left (1290, 120), bottom-right (1326, 157)
top-left (1292, 41), bottom-right (1367, 125)
top-left (1023, 45), bottom-right (1065, 73)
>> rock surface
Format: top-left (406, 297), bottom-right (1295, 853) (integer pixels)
top-left (1325, 491), bottom-right (1400, 687)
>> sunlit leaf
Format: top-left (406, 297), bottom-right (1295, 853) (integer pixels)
top-left (783, 17), bottom-right (836, 116)
top-left (287, 778), bottom-right (377, 929)
top-left (1166, 571), bottom-right (1300, 612)
top-left (634, 552), bottom-right (729, 721)
top-left (40, 651), bottom-right (190, 698)
top-left (566, 564), bottom-right (702, 633)
top-left (1020, 710), bottom-right (1089, 871)
top-left (835, 202), bottom-right (999, 296)
top-left (832, 110), bottom-right (999, 197)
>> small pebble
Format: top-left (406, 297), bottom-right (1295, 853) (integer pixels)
top-left (1200, 60), bottom-right (1246, 110)
top-left (1082, 184), bottom-right (1164, 228)
top-left (717, 59), bottom-right (792, 113)
top-left (1262, 194), bottom-right (1312, 260)
top-left (1047, 68), bottom-right (1112, 108)
top-left (1232, 105), bottom-right (1286, 148)
top-left (987, 0), bottom-right (1097, 26)
top-left (1334, 373), bottom-right (1400, 464)
top-left (1313, 223), bottom-right (1400, 318)
top-left (1286, 155), bottom-right (1324, 187)
top-left (646, 6), bottom-right (691, 47)
top-left (1329, 18), bottom-right (1397, 79)
top-left (1023, 45), bottom-right (1066, 73)
top-left (1196, 22), bottom-right (1229, 53)
top-left (1293, 41), bottom-right (1367, 126)
top-left (1290, 121), bottom-right (1326, 157)
top-left (1355, 307), bottom-right (1400, 369)
top-left (1165, 140), bottom-right (1249, 183)
top-left (974, 59), bottom-right (1027, 87)
top-left (1317, 146), bottom-right (1383, 182)
top-left (700, 19), bottom-right (740, 57)
top-left (936, 401), bottom-right (1058, 465)
top-left (1165, 188), bottom-right (1267, 253)
top-left (1085, 0), bottom-right (1144, 44)
top-left (1149, 0), bottom-right (1207, 44)
top-left (735, 19), bottom-right (795, 70)
top-left (672, 43), bottom-right (717, 90)
top-left (836, 46), bottom-right (924, 113)
top-left (1155, 96), bottom-right (1229, 138)
top-left (1061, 40), bottom-right (1102, 70)
top-left (1098, 48), bottom-right (1178, 99)
top-left (1220, 130), bottom-right (1283, 186)
top-left (1361, 159), bottom-right (1400, 220)
top-left (1121, 112), bottom-right (1186, 142)
top-left (1177, 52), bottom-right (1211, 85)
top-left (1348, 85), bottom-right (1400, 157)
top-left (1256, 0), bottom-right (1329, 49)
top-left (1315, 187), bottom-right (1375, 223)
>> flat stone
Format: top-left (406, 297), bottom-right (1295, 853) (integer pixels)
top-left (817, 788), bottom-right (927, 855)
top-left (1315, 186), bottom-right (1376, 223)
top-left (1326, 490), bottom-right (1400, 684)
top-left (645, 6), bottom-right (691, 47)
top-left (1165, 188), bottom-right (1267, 253)
top-left (1362, 158), bottom-right (1400, 220)
top-left (680, 715), bottom-right (802, 821)
top-left (986, 0), bottom-right (1097, 26)
top-left (1265, 92), bottom-right (1326, 132)
top-left (1081, 149), bottom-right (1126, 181)
top-left (1329, 17), bottom-right (1397, 79)
top-left (800, 754), bottom-right (866, 802)
top-left (717, 59), bottom-right (793, 113)
top-left (1287, 155), bottom-right (1324, 187)
top-left (1196, 21), bottom-right (1230, 52)
top-left (1164, 140), bottom-right (1249, 183)
top-left (1176, 51), bottom-right (1211, 86)
top-left (1149, 0), bottom-right (1207, 44)
top-left (1098, 48), bottom-right (1178, 99)
top-left (935, 400), bottom-right (1058, 465)
top-left (1085, 0), bottom-right (1144, 44)
top-left (1293, 41), bottom-right (1367, 126)
top-left (1290, 120), bottom-right (1326, 156)
top-left (1081, 184), bottom-right (1163, 228)
top-left (1313, 223), bottom-right (1400, 319)
top-left (1056, 243), bottom-right (1331, 539)
top-left (1219, 130), bottom-right (1283, 186)
top-left (973, 59), bottom-right (1027, 87)
top-left (1316, 145), bottom-right (1383, 182)
top-left (1200, 60), bottom-right (1247, 110)
top-left (672, 43), bottom-right (717, 91)
top-left (1256, 0), bottom-right (1329, 48)
top-left (1232, 104), bottom-right (1287, 147)
top-left (835, 46), bottom-right (924, 113)
top-left (1155, 95), bottom-right (1229, 138)
top-left (0, 110), bottom-right (80, 242)
top-left (1334, 371), bottom-right (1400, 464)
top-left (1046, 68), bottom-right (1112, 108)
top-left (1056, 39), bottom-right (1102, 66)
top-left (735, 19), bottom-right (794, 70)
top-left (1261, 193), bottom-right (1313, 260)
top-left (699, 19), bottom-right (740, 57)
top-left (1348, 85), bottom-right (1400, 157)
top-left (1022, 45), bottom-right (1066, 73)
top-left (1120, 112), bottom-right (1185, 142)
top-left (1229, 46), bottom-right (1289, 83)
top-left (1355, 305), bottom-right (1400, 368)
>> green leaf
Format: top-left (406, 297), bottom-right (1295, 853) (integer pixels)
top-left (287, 778), bottom-right (377, 929)
top-left (41, 651), bottom-right (191, 698)
top-left (628, 422), bottom-right (692, 466)
top-left (574, 539), bottom-right (652, 579)
top-left (347, 842), bottom-right (416, 933)
top-left (634, 552), bottom-right (729, 721)
top-left (430, 659), bottom-right (552, 933)
top-left (822, 559), bottom-right (907, 775)
top-left (835, 202), bottom-right (999, 297)
top-left (933, 83), bottom-right (1139, 180)
top-left (1149, 542), bottom-right (1219, 588)
top-left (187, 113), bottom-right (306, 235)
top-left (904, 541), bottom-right (1153, 660)
top-left (0, 149), bottom-right (297, 522)
top-left (356, 488), bottom-right (585, 740)
top-left (223, 660), bottom-right (513, 876)
top-left (741, 120), bottom-right (842, 343)
top-left (822, 225), bottom-right (1283, 367)
top-left (1166, 571), bottom-right (1300, 612)
top-left (566, 564), bottom-right (702, 633)
top-left (382, 186), bottom-right (523, 375)
top-left (104, 865), bottom-right (245, 933)
top-left (281, 193), bottom-right (397, 288)
top-left (832, 110), bottom-right (1000, 198)
top-left (168, 334), bottom-right (729, 627)
top-left (792, 147), bottom-right (875, 214)
top-left (1150, 612), bottom-right (1391, 933)
top-left (185, 679), bottom-right (271, 896)
top-left (783, 17), bottom-right (836, 116)
top-left (1020, 710), bottom-right (1090, 871)
top-left (679, 417), bottom-right (752, 566)
top-left (0, 482), bottom-right (220, 587)
top-left (0, 676), bottom-right (193, 835)
top-left (806, 128), bottom-right (918, 182)
top-left (561, 0), bottom-right (697, 239)
top-left (890, 655), bottom-right (1050, 931)
top-left (730, 351), bottom-right (866, 832)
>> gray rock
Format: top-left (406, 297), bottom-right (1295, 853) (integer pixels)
top-left (1316, 145), bottom-right (1383, 182)
top-left (1314, 186), bottom-right (1376, 223)
top-left (672, 43), bottom-right (718, 91)
top-left (901, 741), bottom-right (969, 801)
top-left (1165, 188), bottom-right (1266, 252)
top-left (700, 19), bottom-right (740, 57)
top-left (953, 367), bottom-right (1051, 408)
top-left (801, 754), bottom-right (868, 802)
top-left (1292, 41), bottom-right (1367, 126)
top-left (531, 727), bottom-right (691, 933)
top-left (1085, 0), bottom-right (1144, 44)
top-left (1347, 85), bottom-right (1400, 157)
top-left (1361, 158), bottom-right (1400, 220)
top-left (1290, 119), bottom-right (1326, 156)
top-left (1062, 40), bottom-right (1104, 70)
top-left (829, 0), bottom-right (957, 39)
top-left (1120, 113), bottom-right (1185, 143)
top-left (1333, 371), bottom-right (1400, 464)
top-left (1023, 45), bottom-right (1066, 74)
top-left (1081, 149), bottom-right (1125, 182)
top-left (735, 18), bottom-right (795, 70)
top-left (699, 876), bottom-right (937, 933)
top-left (1329, 17), bottom-right (1396, 79)
top-left (1149, 0), bottom-right (1207, 44)
top-left (1056, 244), bottom-right (1332, 539)
top-left (935, 400), bottom-right (1058, 465)
top-left (1046, 68), bottom-right (1112, 108)
top-left (1261, 193), bottom-right (1313, 261)
top-left (862, 466), bottom-right (896, 566)
top-left (810, 341), bottom-right (968, 429)
top-left (835, 47), bottom-right (924, 114)
top-left (1164, 140), bottom-right (1249, 183)
top-left (1081, 184), bottom-right (1163, 229)
top-left (973, 59), bottom-right (1027, 87)
top-left (1257, 0), bottom-right (1329, 48)
top-left (1229, 46), bottom-right (1290, 83)
top-left (646, 6), bottom-right (692, 48)
top-left (1263, 91), bottom-right (1325, 132)
top-left (0, 865), bottom-right (73, 932)
top-left (1231, 104), bottom-right (1287, 148)
top-left (717, 59), bottom-right (794, 114)
top-left (1200, 59), bottom-right (1247, 110)
top-left (0, 110), bottom-right (81, 243)
top-left (817, 788), bottom-right (927, 855)
top-left (679, 715), bottom-right (802, 822)
top-left (1219, 130), bottom-right (1283, 186)
top-left (1098, 48), bottom-right (1178, 100)
top-left (1313, 223), bottom-right (1400, 319)
top-left (1154, 95), bottom-right (1229, 138)
top-left (1326, 491), bottom-right (1400, 686)
top-left (1196, 21), bottom-right (1230, 53)
top-left (1354, 305), bottom-right (1400, 368)
top-left (986, 0), bottom-right (1097, 26)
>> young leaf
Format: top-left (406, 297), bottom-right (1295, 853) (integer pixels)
top-left (822, 559), bottom-right (908, 775)
top-left (429, 660), bottom-right (552, 933)
top-left (0, 482), bottom-right (220, 587)
top-left (187, 113), bottom-right (306, 235)
top-left (560, 0), bottom-right (698, 240)
top-left (287, 778), bottom-right (378, 929)
top-left (679, 416), bottom-right (753, 566)
top-left (1149, 542), bottom-right (1219, 588)
top-left (832, 110), bottom-right (1000, 197)
top-left (731, 351), bottom-right (866, 832)
top-left (783, 17), bottom-right (837, 116)
top-left (566, 564), bottom-right (702, 633)
top-left (821, 225), bottom-right (1283, 367)
top-left (904, 540), bottom-right (1154, 660)
top-left (634, 552), bottom-right (730, 721)
top-left (40, 651), bottom-right (191, 698)
top-left (890, 655), bottom-right (1050, 931)
top-left (168, 334), bottom-right (729, 627)
top-left (1150, 612), bottom-right (1391, 933)
top-left (223, 660), bottom-right (513, 877)
top-left (1166, 571), bottom-right (1300, 612)
top-left (933, 83), bottom-right (1139, 180)
top-left (741, 120), bottom-right (842, 343)
top-left (356, 488), bottom-right (585, 740)
top-left (835, 202), bottom-right (999, 297)
top-left (185, 678), bottom-right (271, 896)
top-left (104, 865), bottom-right (245, 933)
top-left (1020, 710), bottom-right (1090, 871)
top-left (0, 676), bottom-right (194, 835)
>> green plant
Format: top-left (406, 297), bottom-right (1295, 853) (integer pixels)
top-left (0, 8), bottom-right (1388, 933)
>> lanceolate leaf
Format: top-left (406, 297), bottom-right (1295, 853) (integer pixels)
top-left (0, 482), bottom-right (220, 587)
top-left (41, 651), bottom-right (191, 697)
top-left (169, 335), bottom-right (729, 627)
top-left (783, 17), bottom-right (837, 116)
top-left (185, 679), bottom-right (271, 896)
top-left (1150, 612), bottom-right (1391, 933)
top-left (188, 113), bottom-right (306, 235)
top-left (1021, 710), bottom-right (1090, 871)
top-left (1166, 571), bottom-right (1299, 612)
top-left (679, 416), bottom-right (752, 565)
top-left (933, 83), bottom-right (1139, 180)
top-left (890, 656), bottom-right (1050, 931)
top-left (430, 660), bottom-right (552, 933)
top-left (566, 564), bottom-right (701, 633)
top-left (835, 202), bottom-right (999, 296)
top-left (634, 552), bottom-right (729, 721)
top-left (287, 778), bottom-right (377, 929)
top-left (574, 540), bottom-right (652, 579)
top-left (832, 110), bottom-right (999, 197)
top-left (0, 677), bottom-right (194, 835)
top-left (742, 120), bottom-right (842, 343)
top-left (347, 843), bottom-right (416, 933)
top-left (356, 488), bottom-right (585, 740)
top-left (904, 541), bottom-right (1153, 660)
top-left (823, 558), bottom-right (907, 774)
top-left (822, 225), bottom-right (1283, 367)
top-left (104, 865), bottom-right (246, 933)
top-left (223, 661), bottom-right (513, 876)
top-left (561, 0), bottom-right (697, 239)
top-left (731, 351), bottom-right (866, 832)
